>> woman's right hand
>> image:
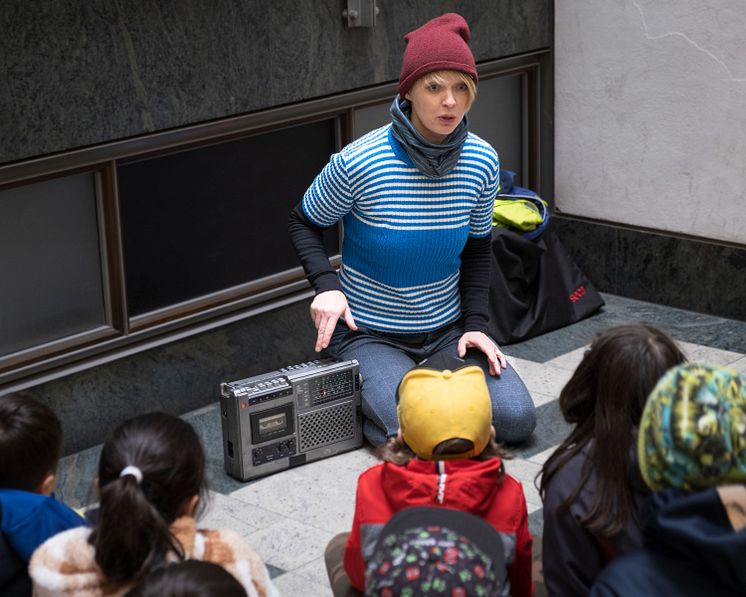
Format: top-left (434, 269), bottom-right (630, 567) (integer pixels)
top-left (310, 290), bottom-right (357, 352)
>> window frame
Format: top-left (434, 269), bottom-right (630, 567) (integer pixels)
top-left (0, 51), bottom-right (547, 388)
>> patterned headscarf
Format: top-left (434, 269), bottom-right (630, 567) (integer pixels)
top-left (638, 363), bottom-right (746, 492)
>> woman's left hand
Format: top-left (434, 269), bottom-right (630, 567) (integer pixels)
top-left (458, 331), bottom-right (507, 377)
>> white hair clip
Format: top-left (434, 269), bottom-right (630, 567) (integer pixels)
top-left (119, 465), bottom-right (144, 484)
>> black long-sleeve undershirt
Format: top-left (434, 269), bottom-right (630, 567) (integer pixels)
top-left (458, 234), bottom-right (492, 334)
top-left (287, 204), bottom-right (342, 294)
top-left (287, 203), bottom-right (493, 334)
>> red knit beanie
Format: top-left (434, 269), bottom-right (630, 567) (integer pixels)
top-left (399, 13), bottom-right (478, 98)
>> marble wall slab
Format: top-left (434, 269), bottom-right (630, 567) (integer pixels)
top-left (554, 216), bottom-right (746, 322)
top-left (0, 0), bottom-right (551, 164)
top-left (555, 1), bottom-right (746, 246)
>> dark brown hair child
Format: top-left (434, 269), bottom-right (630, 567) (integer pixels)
top-left (0, 392), bottom-right (86, 595)
top-left (539, 324), bottom-right (686, 596)
top-left (29, 412), bottom-right (278, 597)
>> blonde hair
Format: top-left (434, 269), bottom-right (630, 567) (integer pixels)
top-left (419, 70), bottom-right (477, 107)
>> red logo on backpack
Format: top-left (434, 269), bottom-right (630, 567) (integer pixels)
top-left (569, 286), bottom-right (587, 303)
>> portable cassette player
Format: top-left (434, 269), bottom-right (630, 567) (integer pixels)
top-left (220, 358), bottom-right (362, 481)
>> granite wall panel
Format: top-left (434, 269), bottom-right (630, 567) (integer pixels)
top-left (0, 0), bottom-right (551, 164)
top-left (26, 300), bottom-right (317, 455)
top-left (554, 216), bottom-right (746, 322)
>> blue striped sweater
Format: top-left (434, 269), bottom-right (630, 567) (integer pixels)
top-left (301, 124), bottom-right (499, 332)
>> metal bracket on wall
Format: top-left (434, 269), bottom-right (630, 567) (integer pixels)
top-left (343, 0), bottom-right (378, 28)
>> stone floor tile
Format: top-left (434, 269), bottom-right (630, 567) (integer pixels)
top-left (727, 356), bottom-right (746, 374)
top-left (546, 345), bottom-right (588, 371)
top-left (266, 563), bottom-right (286, 579)
top-left (510, 401), bottom-right (572, 461)
top-left (530, 390), bottom-right (558, 408)
top-left (273, 570), bottom-right (332, 597)
top-left (327, 446), bottom-right (379, 471)
top-left (504, 458), bottom-right (543, 511)
top-left (293, 555), bottom-right (335, 590)
top-left (676, 340), bottom-right (744, 367)
top-left (56, 444), bottom-right (101, 508)
top-left (199, 491), bottom-right (283, 537)
top-left (509, 358), bottom-right (573, 399)
top-left (228, 456), bottom-right (362, 535)
top-left (529, 508), bottom-right (544, 537)
top-left (526, 501), bottom-right (543, 515)
top-left (206, 459), bottom-right (251, 495)
top-left (527, 445), bottom-right (560, 466)
top-left (245, 518), bottom-right (335, 572)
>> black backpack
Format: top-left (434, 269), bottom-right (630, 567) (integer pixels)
top-left (487, 173), bottom-right (604, 344)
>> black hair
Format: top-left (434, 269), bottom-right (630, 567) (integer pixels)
top-left (539, 324), bottom-right (686, 536)
top-left (125, 560), bottom-right (247, 597)
top-left (89, 412), bottom-right (208, 583)
top-left (0, 392), bottom-right (62, 492)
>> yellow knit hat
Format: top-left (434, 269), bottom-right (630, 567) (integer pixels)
top-left (397, 357), bottom-right (492, 460)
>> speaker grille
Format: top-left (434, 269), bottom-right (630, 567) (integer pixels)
top-left (298, 401), bottom-right (357, 452)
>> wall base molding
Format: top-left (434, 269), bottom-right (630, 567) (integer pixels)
top-left (554, 215), bottom-right (746, 322)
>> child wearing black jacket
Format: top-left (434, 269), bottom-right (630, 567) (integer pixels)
top-left (539, 325), bottom-right (685, 596)
top-left (591, 363), bottom-right (746, 596)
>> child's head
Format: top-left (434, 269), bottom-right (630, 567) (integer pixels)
top-left (90, 412), bottom-right (208, 583)
top-left (126, 560), bottom-right (247, 597)
top-left (540, 324), bottom-right (686, 536)
top-left (0, 392), bottom-right (62, 494)
top-left (392, 354), bottom-right (497, 461)
top-left (365, 507), bottom-right (506, 595)
top-left (559, 324), bottom-right (686, 431)
top-left (638, 363), bottom-right (746, 492)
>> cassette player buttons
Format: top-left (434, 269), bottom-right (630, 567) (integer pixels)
top-left (247, 377), bottom-right (292, 406)
top-left (252, 437), bottom-right (297, 466)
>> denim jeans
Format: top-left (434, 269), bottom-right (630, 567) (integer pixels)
top-left (326, 321), bottom-right (536, 446)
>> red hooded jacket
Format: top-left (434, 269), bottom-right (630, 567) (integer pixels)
top-left (343, 457), bottom-right (533, 595)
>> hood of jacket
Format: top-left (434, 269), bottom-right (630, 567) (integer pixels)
top-left (29, 517), bottom-right (201, 596)
top-left (380, 457), bottom-right (505, 515)
top-left (0, 489), bottom-right (87, 562)
top-left (644, 484), bottom-right (746, 590)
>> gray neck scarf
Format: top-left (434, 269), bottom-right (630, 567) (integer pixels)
top-left (389, 94), bottom-right (469, 178)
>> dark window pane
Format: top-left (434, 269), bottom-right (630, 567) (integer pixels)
top-left (0, 173), bottom-right (106, 357)
top-left (468, 74), bottom-right (524, 182)
top-left (353, 102), bottom-right (391, 139)
top-left (118, 119), bottom-right (339, 316)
